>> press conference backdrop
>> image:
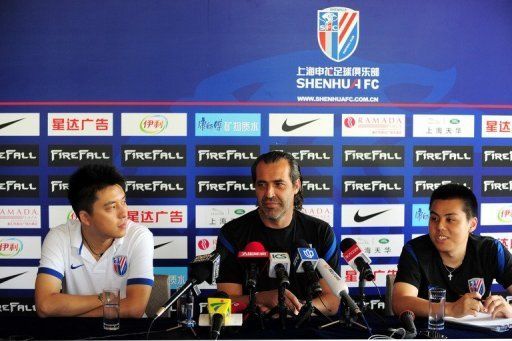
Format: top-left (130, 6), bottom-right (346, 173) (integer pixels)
top-left (1, 1), bottom-right (512, 314)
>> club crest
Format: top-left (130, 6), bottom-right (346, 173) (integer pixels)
top-left (113, 255), bottom-right (128, 276)
top-left (468, 277), bottom-right (485, 296)
top-left (317, 7), bottom-right (360, 62)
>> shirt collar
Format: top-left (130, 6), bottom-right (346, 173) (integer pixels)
top-left (70, 219), bottom-right (130, 255)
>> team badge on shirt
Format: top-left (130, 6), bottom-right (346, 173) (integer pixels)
top-left (468, 277), bottom-right (485, 296)
top-left (113, 255), bottom-right (128, 276)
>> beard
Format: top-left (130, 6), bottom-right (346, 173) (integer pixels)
top-left (258, 197), bottom-right (288, 221)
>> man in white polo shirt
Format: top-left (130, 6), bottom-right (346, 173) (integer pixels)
top-left (35, 164), bottom-right (154, 317)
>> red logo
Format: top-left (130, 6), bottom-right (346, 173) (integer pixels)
top-left (344, 117), bottom-right (356, 128)
top-left (342, 244), bottom-right (361, 262)
top-left (198, 239), bottom-right (210, 250)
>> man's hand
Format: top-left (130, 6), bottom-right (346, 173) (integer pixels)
top-left (446, 292), bottom-right (484, 317)
top-left (255, 289), bottom-right (302, 315)
top-left (483, 295), bottom-right (512, 318)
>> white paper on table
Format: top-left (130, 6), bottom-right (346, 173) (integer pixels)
top-left (445, 312), bottom-right (512, 332)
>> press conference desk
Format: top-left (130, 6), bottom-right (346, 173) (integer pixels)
top-left (0, 315), bottom-right (511, 340)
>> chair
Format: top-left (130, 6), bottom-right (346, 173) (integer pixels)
top-left (145, 274), bottom-right (171, 318)
top-left (384, 273), bottom-right (396, 316)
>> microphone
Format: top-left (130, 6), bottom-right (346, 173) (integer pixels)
top-left (268, 252), bottom-right (291, 287)
top-left (237, 241), bottom-right (269, 290)
top-left (340, 238), bottom-right (375, 281)
top-left (292, 239), bottom-right (322, 296)
top-left (153, 252), bottom-right (220, 319)
top-left (198, 291), bottom-right (244, 332)
top-left (207, 295), bottom-right (232, 340)
top-left (316, 258), bottom-right (365, 322)
top-left (399, 310), bottom-right (417, 339)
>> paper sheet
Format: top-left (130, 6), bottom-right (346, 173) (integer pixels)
top-left (445, 312), bottom-right (512, 332)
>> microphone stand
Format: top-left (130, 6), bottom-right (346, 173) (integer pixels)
top-left (294, 286), bottom-right (314, 328)
top-left (319, 285), bottom-right (371, 336)
top-left (357, 275), bottom-right (369, 313)
top-left (278, 282), bottom-right (287, 329)
top-left (245, 267), bottom-right (266, 330)
top-left (318, 299), bottom-right (368, 331)
top-left (266, 279), bottom-right (290, 329)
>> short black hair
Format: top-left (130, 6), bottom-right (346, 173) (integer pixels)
top-left (67, 164), bottom-right (126, 217)
top-left (429, 183), bottom-right (478, 219)
top-left (251, 151), bottom-right (304, 210)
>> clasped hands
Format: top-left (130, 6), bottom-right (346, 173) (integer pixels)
top-left (448, 292), bottom-right (512, 318)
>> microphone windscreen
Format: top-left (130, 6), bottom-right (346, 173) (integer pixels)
top-left (399, 310), bottom-right (417, 335)
top-left (189, 264), bottom-right (212, 282)
top-left (243, 241), bottom-right (267, 252)
top-left (340, 237), bottom-right (357, 252)
top-left (399, 310), bottom-right (415, 321)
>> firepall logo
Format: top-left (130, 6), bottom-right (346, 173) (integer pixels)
top-left (317, 7), bottom-right (359, 62)
top-left (140, 115), bottom-right (168, 134)
top-left (0, 238), bottom-right (23, 257)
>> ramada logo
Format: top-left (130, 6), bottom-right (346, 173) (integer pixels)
top-left (197, 239), bottom-right (210, 251)
top-left (0, 238), bottom-right (23, 257)
top-left (344, 117), bottom-right (356, 128)
top-left (498, 206), bottom-right (512, 223)
top-left (140, 115), bottom-right (168, 134)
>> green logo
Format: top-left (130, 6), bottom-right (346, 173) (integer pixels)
top-left (378, 238), bottom-right (390, 244)
top-left (234, 209), bottom-right (246, 215)
top-left (450, 118), bottom-right (460, 124)
top-left (210, 301), bottom-right (229, 312)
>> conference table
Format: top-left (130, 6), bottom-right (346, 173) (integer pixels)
top-left (0, 313), bottom-right (510, 339)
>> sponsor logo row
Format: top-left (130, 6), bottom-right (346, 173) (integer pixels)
top-left (4, 144), bottom-right (512, 168)
top-left (3, 203), bottom-right (512, 230)
top-left (4, 176), bottom-right (512, 198)
top-left (2, 113), bottom-right (512, 138)
top-left (0, 234), bottom-right (402, 261)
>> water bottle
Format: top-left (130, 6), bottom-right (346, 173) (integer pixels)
top-left (179, 290), bottom-right (196, 328)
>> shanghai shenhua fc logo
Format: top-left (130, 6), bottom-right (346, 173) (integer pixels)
top-left (317, 7), bottom-right (359, 62)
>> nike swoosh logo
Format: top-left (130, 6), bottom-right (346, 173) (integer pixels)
top-left (281, 118), bottom-right (319, 132)
top-left (0, 118), bottom-right (25, 130)
top-left (353, 209), bottom-right (391, 223)
top-left (71, 264), bottom-right (84, 269)
top-left (0, 271), bottom-right (27, 284)
top-left (154, 241), bottom-right (173, 250)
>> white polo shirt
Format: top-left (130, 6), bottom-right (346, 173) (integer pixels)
top-left (38, 219), bottom-right (154, 298)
